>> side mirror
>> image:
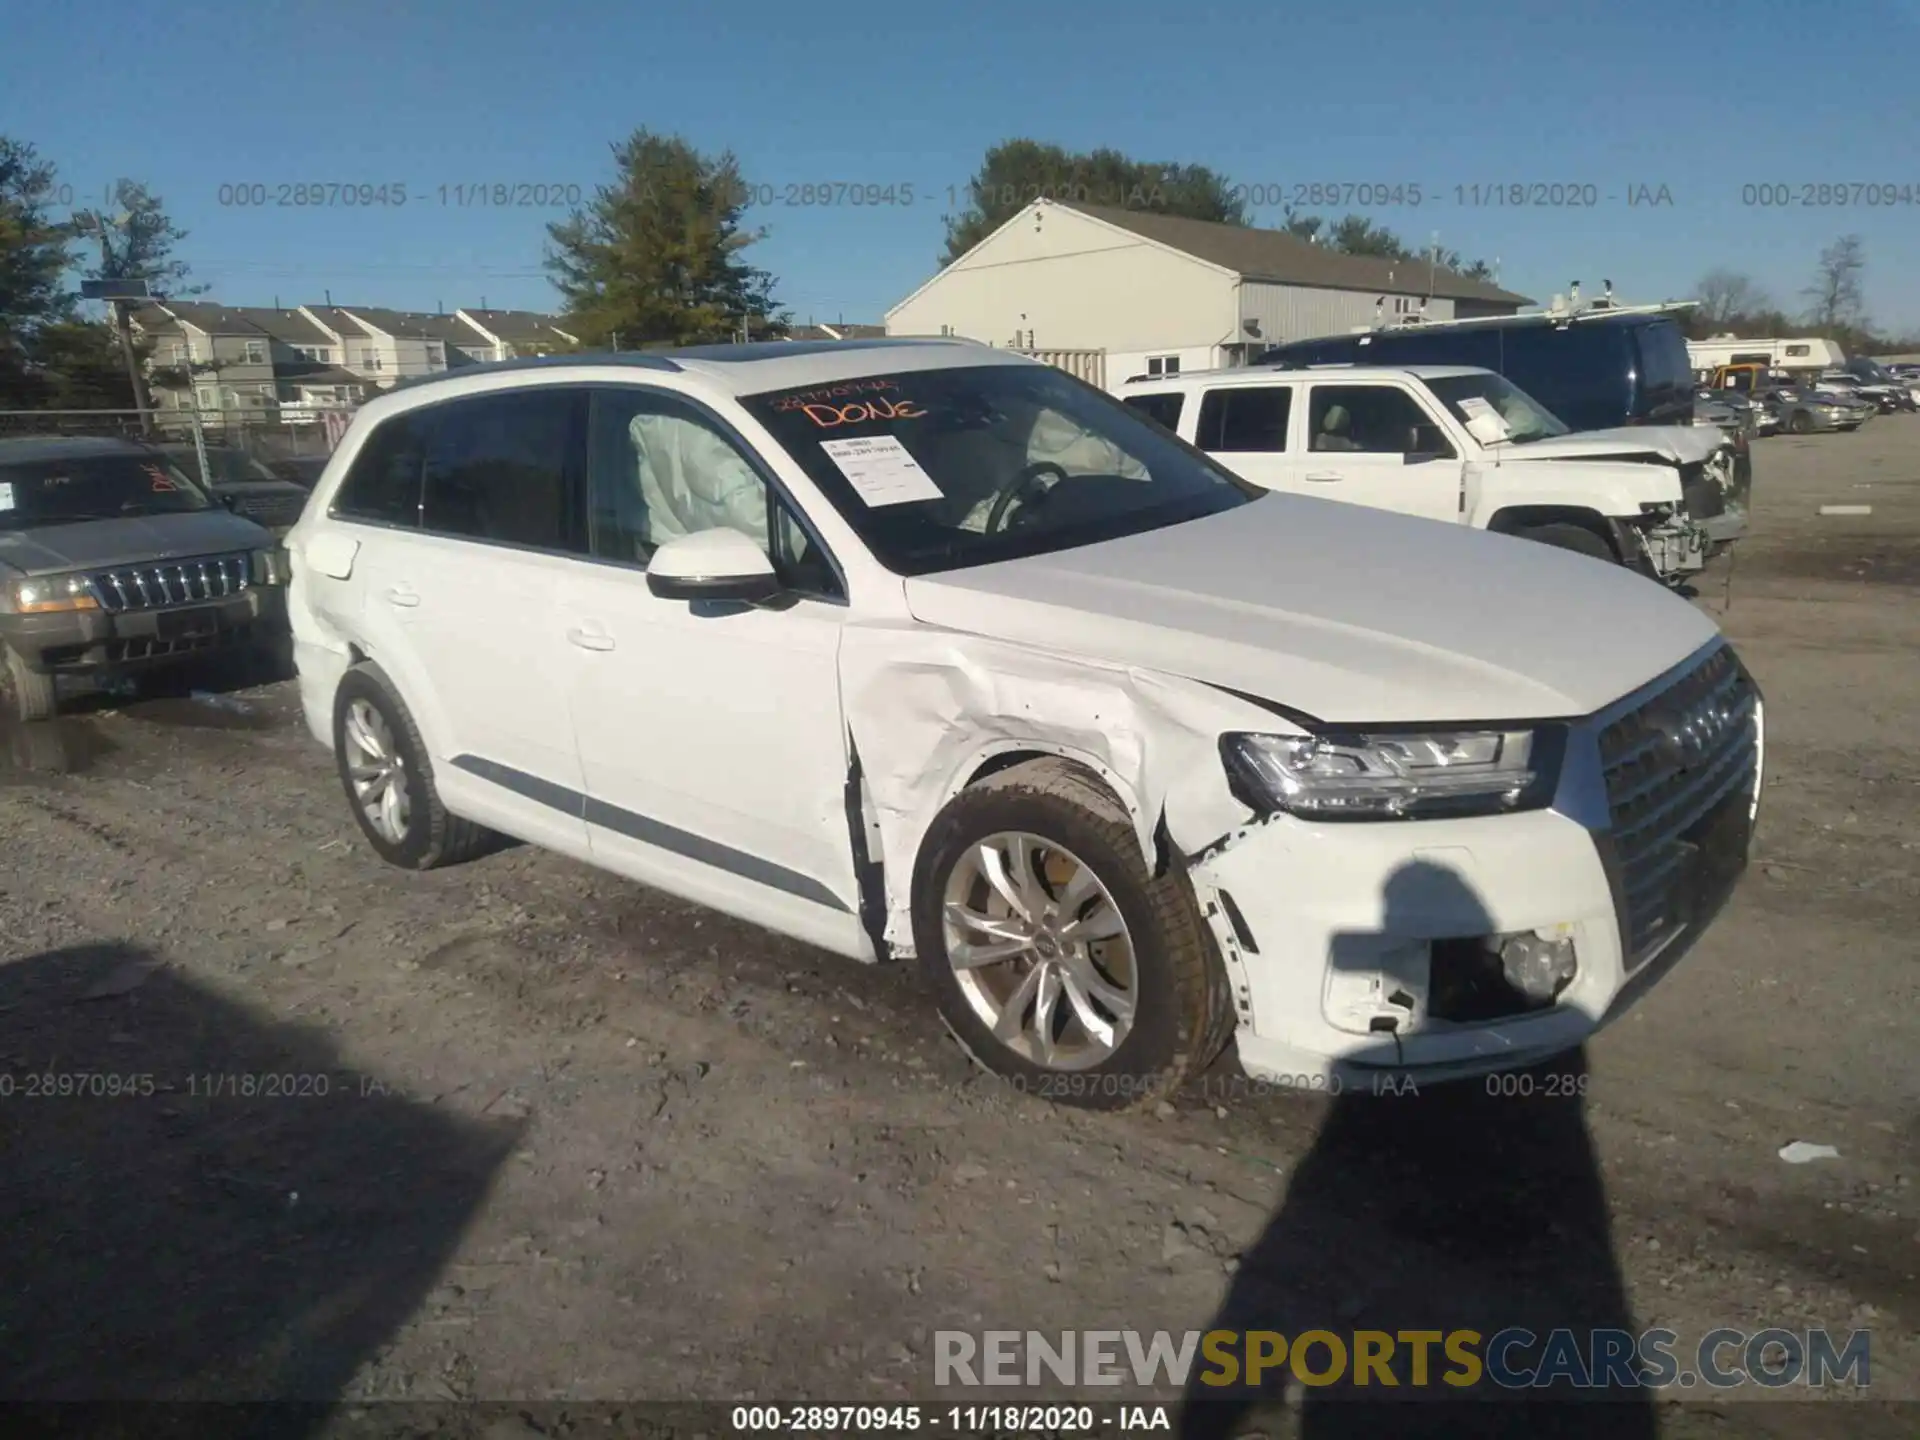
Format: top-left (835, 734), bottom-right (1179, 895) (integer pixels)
top-left (219, 492), bottom-right (238, 511)
top-left (645, 528), bottom-right (784, 605)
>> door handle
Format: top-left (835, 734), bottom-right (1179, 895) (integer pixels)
top-left (567, 624), bottom-right (616, 652)
top-left (1304, 471), bottom-right (1344, 483)
top-left (385, 584), bottom-right (420, 608)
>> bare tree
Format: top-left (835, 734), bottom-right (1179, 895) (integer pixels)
top-left (1802, 235), bottom-right (1866, 332)
top-left (1695, 268), bottom-right (1770, 329)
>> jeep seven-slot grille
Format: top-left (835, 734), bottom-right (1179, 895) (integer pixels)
top-left (89, 552), bottom-right (251, 612)
top-left (1600, 645), bottom-right (1758, 963)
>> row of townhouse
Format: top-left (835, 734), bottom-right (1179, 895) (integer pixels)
top-left (128, 303), bottom-right (579, 424)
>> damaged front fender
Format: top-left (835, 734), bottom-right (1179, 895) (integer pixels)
top-left (839, 622), bottom-right (1291, 956)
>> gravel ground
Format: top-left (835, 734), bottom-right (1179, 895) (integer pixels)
top-left (2, 418), bottom-right (1917, 1438)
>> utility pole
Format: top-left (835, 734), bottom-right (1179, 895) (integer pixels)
top-left (83, 219), bottom-right (155, 435)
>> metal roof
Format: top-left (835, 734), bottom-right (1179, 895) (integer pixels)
top-left (1055, 201), bottom-right (1535, 306)
top-left (1126, 361), bottom-right (1494, 384)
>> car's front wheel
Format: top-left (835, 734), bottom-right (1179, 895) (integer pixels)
top-left (911, 757), bottom-right (1232, 1109)
top-left (1516, 522), bottom-right (1617, 564)
top-left (332, 662), bottom-right (491, 869)
top-left (4, 646), bottom-right (58, 722)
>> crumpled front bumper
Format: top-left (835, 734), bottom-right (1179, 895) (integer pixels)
top-left (1185, 655), bottom-right (1763, 1089)
top-left (1189, 806), bottom-right (1630, 1088)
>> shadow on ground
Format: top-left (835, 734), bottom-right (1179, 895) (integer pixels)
top-left (1182, 860), bottom-right (1654, 1439)
top-left (0, 942), bottom-right (521, 1435)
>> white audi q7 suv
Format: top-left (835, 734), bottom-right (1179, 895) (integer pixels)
top-left (284, 339), bottom-right (1762, 1108)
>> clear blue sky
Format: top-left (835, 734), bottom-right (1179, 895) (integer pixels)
top-left (6, 0), bottom-right (1918, 331)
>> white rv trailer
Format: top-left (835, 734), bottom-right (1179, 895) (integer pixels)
top-left (1687, 335), bottom-right (1846, 375)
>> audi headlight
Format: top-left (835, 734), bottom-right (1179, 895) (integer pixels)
top-left (7, 573), bottom-right (100, 614)
top-left (1221, 728), bottom-right (1562, 820)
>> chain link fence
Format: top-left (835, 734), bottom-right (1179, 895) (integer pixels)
top-left (0, 406), bottom-right (356, 487)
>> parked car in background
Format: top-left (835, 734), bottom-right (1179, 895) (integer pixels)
top-left (1831, 361), bottom-right (1918, 412)
top-left (1810, 374), bottom-right (1900, 415)
top-left (0, 436), bottom-right (290, 720)
top-left (1804, 372), bottom-right (1896, 416)
top-left (284, 341), bottom-right (1762, 1101)
top-left (263, 455), bottom-right (332, 490)
top-left (1699, 385), bottom-right (1778, 437)
top-left (158, 444), bottom-right (312, 535)
top-left (1120, 363), bottom-right (1744, 583)
top-left (1693, 387), bottom-right (1762, 440)
top-left (1755, 384), bottom-right (1868, 434)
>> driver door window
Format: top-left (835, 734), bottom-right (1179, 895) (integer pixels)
top-left (1307, 385), bottom-right (1454, 457)
top-left (585, 388), bottom-right (839, 600)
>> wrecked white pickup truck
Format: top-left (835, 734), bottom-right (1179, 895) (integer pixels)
top-left (287, 340), bottom-right (1763, 1108)
top-left (1119, 364), bottom-right (1747, 586)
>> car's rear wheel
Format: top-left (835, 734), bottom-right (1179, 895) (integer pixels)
top-left (1517, 522), bottom-right (1617, 564)
top-left (4, 646), bottom-right (58, 722)
top-left (332, 662), bottom-right (491, 869)
top-left (911, 757), bottom-right (1232, 1110)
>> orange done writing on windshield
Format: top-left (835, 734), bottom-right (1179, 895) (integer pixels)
top-left (801, 396), bottom-right (926, 428)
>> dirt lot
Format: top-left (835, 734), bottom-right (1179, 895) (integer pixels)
top-left (2, 418), bottom-right (1917, 1438)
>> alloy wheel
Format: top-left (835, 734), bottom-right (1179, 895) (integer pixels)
top-left (343, 698), bottom-right (412, 844)
top-left (941, 831), bottom-right (1138, 1070)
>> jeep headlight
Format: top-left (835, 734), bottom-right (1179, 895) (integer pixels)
top-left (7, 573), bottom-right (100, 614)
top-left (1221, 728), bottom-right (1562, 820)
top-left (250, 547), bottom-right (289, 586)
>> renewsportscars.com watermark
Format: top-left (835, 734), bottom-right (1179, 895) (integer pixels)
top-left (934, 1328), bottom-right (1871, 1392)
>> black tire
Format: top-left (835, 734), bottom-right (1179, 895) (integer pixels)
top-left (1788, 410), bottom-right (1812, 434)
top-left (1517, 522), bottom-right (1617, 564)
top-left (4, 646), bottom-right (58, 722)
top-left (331, 661), bottom-right (491, 869)
top-left (251, 630), bottom-right (297, 684)
top-left (911, 757), bottom-right (1232, 1110)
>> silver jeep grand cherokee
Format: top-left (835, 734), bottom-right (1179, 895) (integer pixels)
top-left (0, 435), bottom-right (290, 720)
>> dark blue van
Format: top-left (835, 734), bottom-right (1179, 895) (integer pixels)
top-left (1255, 311), bottom-right (1699, 432)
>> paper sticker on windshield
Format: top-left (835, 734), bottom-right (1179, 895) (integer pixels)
top-left (819, 435), bottom-right (942, 507)
top-left (1456, 396), bottom-right (1512, 438)
top-left (0, 483), bottom-right (12, 511)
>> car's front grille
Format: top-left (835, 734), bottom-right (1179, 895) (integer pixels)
top-left (89, 552), bottom-right (251, 613)
top-left (107, 623), bottom-right (253, 662)
top-left (1599, 645), bottom-right (1760, 964)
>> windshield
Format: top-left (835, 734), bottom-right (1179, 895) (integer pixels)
top-left (161, 446), bottom-right (279, 485)
top-left (741, 363), bottom-right (1259, 575)
top-left (1423, 372), bottom-right (1571, 444)
top-left (0, 450), bottom-right (212, 528)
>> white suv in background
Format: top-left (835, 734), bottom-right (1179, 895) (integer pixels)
top-left (285, 340), bottom-right (1761, 1106)
top-left (1119, 364), bottom-right (1745, 584)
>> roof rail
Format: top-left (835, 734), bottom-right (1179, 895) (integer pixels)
top-left (1364, 297), bottom-right (1697, 337)
top-left (386, 351), bottom-right (682, 393)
